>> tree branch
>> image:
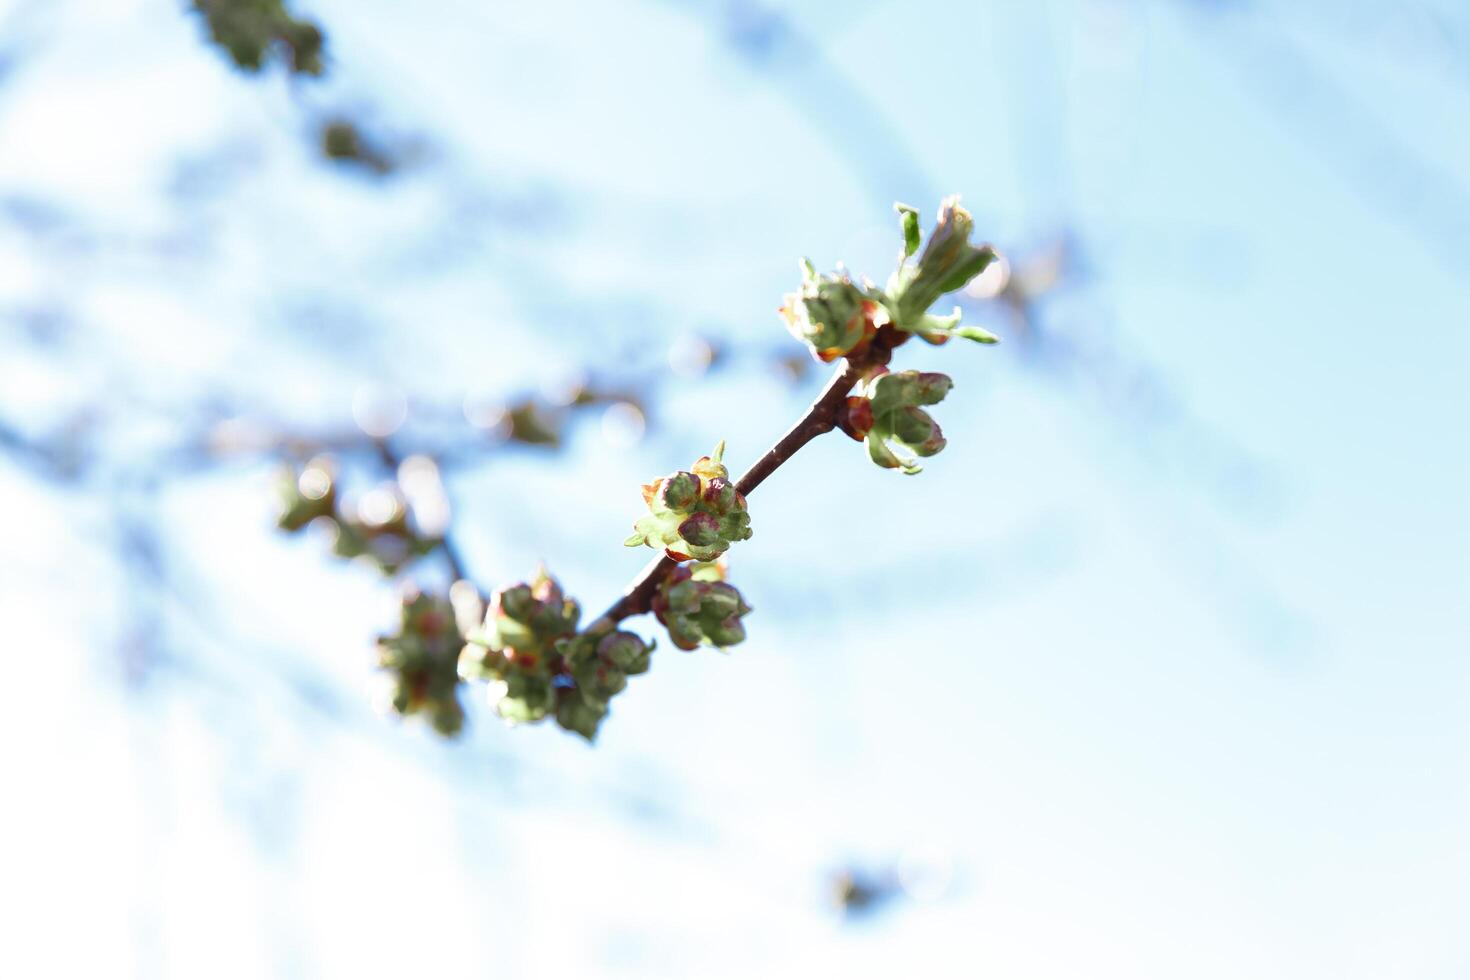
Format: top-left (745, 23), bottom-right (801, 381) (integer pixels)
top-left (594, 357), bottom-right (864, 626)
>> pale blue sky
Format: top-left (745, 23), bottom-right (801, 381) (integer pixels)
top-left (0, 1), bottom-right (1467, 977)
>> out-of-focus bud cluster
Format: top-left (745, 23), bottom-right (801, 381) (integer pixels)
top-left (625, 441), bottom-right (752, 562)
top-left (376, 590), bottom-right (466, 736)
top-left (275, 456), bottom-right (442, 573)
top-left (830, 867), bottom-right (902, 919)
top-left (652, 562), bottom-right (752, 650)
top-left (839, 369), bottom-right (953, 475)
top-left (457, 570), bottom-right (654, 741)
top-left (778, 198), bottom-right (1000, 362)
top-left (465, 386), bottom-right (646, 450)
top-left (192, 0), bottom-right (325, 75)
top-left (779, 261), bottom-right (887, 363)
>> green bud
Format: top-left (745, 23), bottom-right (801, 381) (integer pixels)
top-left (660, 471), bottom-right (701, 511)
top-left (598, 631), bottom-right (653, 675)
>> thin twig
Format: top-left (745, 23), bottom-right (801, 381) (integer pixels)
top-left (595, 357), bottom-right (864, 626)
top-left (373, 437), bottom-right (470, 582)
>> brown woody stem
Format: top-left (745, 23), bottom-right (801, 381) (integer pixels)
top-left (594, 357), bottom-right (864, 626)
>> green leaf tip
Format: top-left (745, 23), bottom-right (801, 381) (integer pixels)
top-left (895, 202), bottom-right (921, 259)
top-left (955, 325), bottom-right (1000, 344)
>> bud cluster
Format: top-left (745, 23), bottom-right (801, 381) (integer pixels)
top-left (625, 441), bottom-right (752, 562)
top-left (840, 369), bottom-right (953, 475)
top-left (275, 457), bottom-right (442, 574)
top-left (881, 198), bottom-right (1000, 345)
top-left (375, 591), bottom-right (466, 736)
top-left (312, 196), bottom-right (1002, 746)
top-left (652, 563), bottom-right (752, 650)
top-left (454, 570), bottom-right (657, 740)
top-left (778, 198), bottom-right (1000, 362)
top-left (459, 570), bottom-right (581, 725)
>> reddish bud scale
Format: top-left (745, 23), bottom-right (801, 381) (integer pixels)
top-left (838, 396), bottom-right (874, 441)
top-left (873, 323), bottom-right (910, 356)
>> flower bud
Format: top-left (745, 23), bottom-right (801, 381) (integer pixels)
top-left (625, 442), bottom-right (753, 562)
top-left (658, 471), bottom-right (700, 511)
top-left (678, 511), bottom-right (721, 548)
top-left (702, 476), bottom-right (739, 513)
